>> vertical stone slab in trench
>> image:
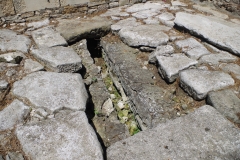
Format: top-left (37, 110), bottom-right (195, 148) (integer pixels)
top-left (13, 0), bottom-right (60, 14)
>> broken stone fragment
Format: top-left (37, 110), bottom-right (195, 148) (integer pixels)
top-left (149, 45), bottom-right (174, 64)
top-left (179, 69), bottom-right (235, 100)
top-left (23, 59), bottom-right (44, 74)
top-left (0, 99), bottom-right (30, 131)
top-left (31, 46), bottom-right (82, 73)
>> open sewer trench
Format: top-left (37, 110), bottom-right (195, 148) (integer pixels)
top-left (71, 37), bottom-right (141, 153)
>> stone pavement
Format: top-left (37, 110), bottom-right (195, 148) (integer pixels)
top-left (0, 0), bottom-right (240, 159)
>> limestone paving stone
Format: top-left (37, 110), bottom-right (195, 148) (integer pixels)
top-left (56, 16), bottom-right (112, 44)
top-left (111, 17), bottom-right (141, 32)
top-left (31, 26), bottom-right (68, 48)
top-left (207, 89), bottom-right (240, 123)
top-left (174, 12), bottom-right (240, 56)
top-left (199, 51), bottom-right (238, 66)
top-left (31, 46), bottom-right (82, 73)
top-left (15, 110), bottom-right (103, 160)
top-left (0, 99), bottom-right (30, 131)
top-left (143, 17), bottom-right (159, 24)
top-left (12, 71), bottom-right (88, 114)
top-left (158, 12), bottom-right (175, 27)
top-left (100, 7), bottom-right (129, 17)
top-left (179, 69), bottom-right (235, 100)
top-left (157, 53), bottom-right (198, 83)
top-left (193, 5), bottom-right (229, 19)
top-left (132, 9), bottom-right (160, 19)
top-left (0, 29), bottom-right (31, 53)
top-left (27, 18), bottom-right (50, 30)
top-left (148, 45), bottom-right (174, 64)
top-left (171, 1), bottom-right (187, 7)
top-left (118, 25), bottom-right (170, 47)
top-left (24, 59), bottom-right (44, 74)
top-left (175, 38), bottom-right (210, 59)
top-left (220, 63), bottom-right (240, 80)
top-left (107, 105), bottom-right (240, 160)
top-left (126, 1), bottom-right (165, 13)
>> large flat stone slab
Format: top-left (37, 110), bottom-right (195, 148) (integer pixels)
top-left (118, 25), bottom-right (170, 47)
top-left (175, 38), bottom-right (210, 59)
top-left (179, 69), bottom-right (235, 100)
top-left (111, 17), bottom-right (141, 33)
top-left (15, 110), bottom-right (103, 160)
top-left (31, 46), bottom-right (82, 73)
top-left (157, 54), bottom-right (198, 83)
top-left (56, 16), bottom-right (112, 44)
top-left (132, 9), bottom-right (160, 19)
top-left (126, 1), bottom-right (165, 13)
top-left (193, 5), bottom-right (229, 19)
top-left (107, 105), bottom-right (240, 160)
top-left (207, 89), bottom-right (240, 123)
top-left (31, 26), bottom-right (67, 48)
top-left (12, 72), bottom-right (88, 113)
top-left (174, 12), bottom-right (240, 56)
top-left (0, 29), bottom-right (31, 53)
top-left (0, 99), bottom-right (30, 131)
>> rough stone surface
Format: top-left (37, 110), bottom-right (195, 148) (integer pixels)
top-left (207, 89), bottom-right (240, 123)
top-left (107, 105), bottom-right (240, 160)
top-left (0, 0), bottom-right (15, 17)
top-left (89, 80), bottom-right (110, 115)
top-left (31, 46), bottom-right (82, 73)
top-left (148, 45), bottom-right (174, 64)
top-left (157, 54), bottom-right (198, 83)
top-left (0, 52), bottom-right (26, 64)
top-left (60, 0), bottom-right (89, 6)
top-left (174, 12), bottom-right (240, 56)
top-left (12, 72), bottom-right (88, 113)
top-left (175, 38), bottom-right (210, 59)
top-left (15, 110), bottom-right (103, 160)
top-left (132, 9), bottom-right (160, 19)
top-left (193, 5), bottom-right (229, 19)
top-left (171, 1), bottom-right (187, 6)
top-left (6, 152), bottom-right (24, 160)
top-left (0, 99), bottom-right (30, 131)
top-left (126, 1), bottom-right (165, 13)
top-left (24, 59), bottom-right (44, 74)
top-left (220, 63), bottom-right (240, 80)
top-left (27, 18), bottom-right (50, 29)
top-left (0, 29), bottom-right (31, 53)
top-left (111, 17), bottom-right (141, 32)
top-left (158, 12), bottom-right (175, 27)
top-left (101, 37), bottom-right (176, 128)
top-left (143, 17), bottom-right (159, 24)
top-left (0, 80), bottom-right (8, 90)
top-left (56, 16), bottom-right (112, 43)
top-left (199, 51), bottom-right (238, 66)
top-left (118, 25), bottom-right (170, 47)
top-left (180, 69), bottom-right (235, 100)
top-left (13, 0), bottom-right (60, 13)
top-left (100, 7), bottom-right (129, 17)
top-left (31, 26), bottom-right (68, 48)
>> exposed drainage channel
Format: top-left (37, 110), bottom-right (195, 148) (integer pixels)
top-left (71, 37), bottom-right (141, 152)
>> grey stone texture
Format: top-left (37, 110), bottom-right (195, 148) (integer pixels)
top-left (60, 0), bottom-right (89, 6)
top-left (207, 89), bottom-right (240, 123)
top-left (126, 1), bottom-right (165, 13)
top-left (13, 0), bottom-right (60, 13)
top-left (158, 12), bottom-right (175, 27)
top-left (148, 45), bottom-right (174, 64)
top-left (0, 80), bottom-right (8, 90)
top-left (15, 110), bottom-right (103, 160)
top-left (199, 51), bottom-right (238, 66)
top-left (193, 5), bottom-right (229, 19)
top-left (24, 59), bottom-right (44, 74)
top-left (175, 38), bottom-right (210, 60)
top-left (31, 46), bottom-right (82, 73)
top-left (180, 69), bottom-right (235, 100)
top-left (132, 9), bottom-right (160, 19)
top-left (56, 16), bottom-right (112, 43)
top-left (101, 37), bottom-right (177, 128)
top-left (107, 105), bottom-right (240, 160)
top-left (6, 152), bottom-right (24, 160)
top-left (12, 72), bottom-right (88, 113)
top-left (0, 29), bottom-right (31, 53)
top-left (157, 53), bottom-right (198, 83)
top-left (220, 63), bottom-right (240, 80)
top-left (118, 25), bottom-right (170, 47)
top-left (31, 26), bottom-right (68, 48)
top-left (0, 52), bottom-right (26, 64)
top-left (27, 18), bottom-right (50, 30)
top-left (111, 17), bottom-right (141, 32)
top-left (174, 12), bottom-right (240, 56)
top-left (0, 99), bottom-right (30, 131)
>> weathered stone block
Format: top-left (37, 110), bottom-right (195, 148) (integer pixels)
top-left (13, 0), bottom-right (60, 14)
